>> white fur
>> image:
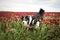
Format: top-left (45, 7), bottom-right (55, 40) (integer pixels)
top-left (23, 17), bottom-right (25, 20)
top-left (32, 19), bottom-right (35, 24)
top-left (22, 16), bottom-right (40, 29)
top-left (29, 16), bottom-right (32, 25)
top-left (22, 21), bottom-right (28, 26)
top-left (35, 21), bottom-right (40, 29)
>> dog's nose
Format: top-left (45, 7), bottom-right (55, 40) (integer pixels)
top-left (22, 21), bottom-right (27, 24)
top-left (23, 22), bottom-right (24, 24)
top-left (22, 21), bottom-right (24, 24)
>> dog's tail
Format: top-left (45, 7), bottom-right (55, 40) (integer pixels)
top-left (39, 8), bottom-right (45, 16)
top-left (38, 8), bottom-right (45, 20)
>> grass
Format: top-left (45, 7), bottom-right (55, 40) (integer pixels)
top-left (0, 14), bottom-right (60, 40)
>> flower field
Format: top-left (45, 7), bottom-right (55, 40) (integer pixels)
top-left (0, 12), bottom-right (60, 40)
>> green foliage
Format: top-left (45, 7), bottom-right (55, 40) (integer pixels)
top-left (0, 16), bottom-right (60, 40)
top-left (0, 22), bottom-right (4, 32)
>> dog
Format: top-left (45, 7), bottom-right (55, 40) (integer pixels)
top-left (21, 8), bottom-right (45, 30)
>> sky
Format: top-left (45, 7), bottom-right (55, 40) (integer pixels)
top-left (0, 0), bottom-right (60, 12)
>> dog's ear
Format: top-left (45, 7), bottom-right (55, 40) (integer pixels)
top-left (26, 16), bottom-right (29, 20)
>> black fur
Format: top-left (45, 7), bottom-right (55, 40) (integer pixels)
top-left (33, 8), bottom-right (45, 20)
top-left (21, 8), bottom-right (45, 27)
top-left (21, 16), bottom-right (29, 21)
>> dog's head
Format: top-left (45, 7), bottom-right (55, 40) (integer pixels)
top-left (21, 16), bottom-right (29, 21)
top-left (21, 16), bottom-right (29, 25)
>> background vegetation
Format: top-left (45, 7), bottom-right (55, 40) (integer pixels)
top-left (0, 13), bottom-right (60, 40)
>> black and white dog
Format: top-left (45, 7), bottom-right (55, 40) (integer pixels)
top-left (21, 8), bottom-right (45, 30)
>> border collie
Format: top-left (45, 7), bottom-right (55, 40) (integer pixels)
top-left (21, 8), bottom-right (45, 30)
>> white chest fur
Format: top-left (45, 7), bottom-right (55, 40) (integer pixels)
top-left (29, 16), bottom-right (32, 25)
top-left (35, 21), bottom-right (40, 29)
